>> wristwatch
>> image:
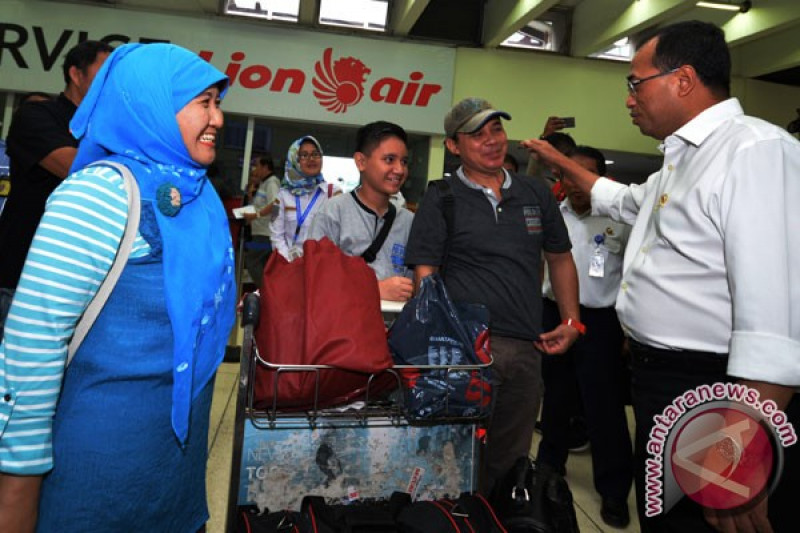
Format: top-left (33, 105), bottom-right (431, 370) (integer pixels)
top-left (561, 318), bottom-right (586, 335)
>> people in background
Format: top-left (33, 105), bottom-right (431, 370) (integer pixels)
top-left (524, 20), bottom-right (800, 533)
top-left (537, 145), bottom-right (633, 529)
top-left (0, 43), bottom-right (235, 532)
top-left (271, 135), bottom-right (340, 260)
top-left (502, 153), bottom-right (518, 173)
top-left (206, 161), bottom-right (241, 200)
top-left (243, 154), bottom-right (280, 287)
top-left (311, 121), bottom-right (414, 302)
top-left (526, 116), bottom-right (577, 188)
top-left (0, 40), bottom-right (112, 339)
top-left (405, 97), bottom-right (581, 494)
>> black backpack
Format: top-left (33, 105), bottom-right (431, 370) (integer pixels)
top-left (490, 457), bottom-right (580, 533)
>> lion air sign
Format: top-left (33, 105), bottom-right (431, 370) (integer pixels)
top-left (197, 44), bottom-right (453, 133)
top-left (198, 45), bottom-right (450, 128)
top-left (1, 0), bottom-right (455, 134)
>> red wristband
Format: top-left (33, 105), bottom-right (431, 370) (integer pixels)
top-left (561, 318), bottom-right (586, 335)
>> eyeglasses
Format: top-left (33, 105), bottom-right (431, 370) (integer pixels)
top-left (297, 151), bottom-right (322, 161)
top-left (626, 67), bottom-right (680, 95)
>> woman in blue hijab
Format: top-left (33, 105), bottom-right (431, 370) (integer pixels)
top-left (0, 43), bottom-right (234, 532)
top-left (270, 135), bottom-right (341, 260)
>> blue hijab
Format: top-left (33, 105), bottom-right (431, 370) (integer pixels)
top-left (70, 43), bottom-right (235, 444)
top-left (282, 135), bottom-right (325, 196)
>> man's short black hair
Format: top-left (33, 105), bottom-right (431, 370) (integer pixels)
top-left (62, 40), bottom-right (114, 86)
top-left (355, 121), bottom-right (408, 155)
top-left (503, 153), bottom-right (519, 173)
top-left (572, 145), bottom-right (606, 176)
top-left (21, 91), bottom-right (52, 103)
top-left (646, 20), bottom-right (731, 98)
top-left (255, 153), bottom-right (274, 172)
top-left (543, 132), bottom-right (577, 156)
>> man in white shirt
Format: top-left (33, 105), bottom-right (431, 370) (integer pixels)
top-left (524, 20), bottom-right (799, 533)
top-left (538, 146), bottom-right (633, 529)
top-left (243, 154), bottom-right (280, 287)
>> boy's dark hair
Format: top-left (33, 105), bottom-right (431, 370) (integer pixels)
top-left (572, 145), bottom-right (607, 176)
top-left (355, 121), bottom-right (408, 155)
top-left (543, 132), bottom-right (577, 156)
top-left (503, 153), bottom-right (519, 173)
top-left (645, 20), bottom-right (730, 98)
top-left (62, 40), bottom-right (114, 86)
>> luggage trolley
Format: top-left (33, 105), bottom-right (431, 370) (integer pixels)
top-left (225, 293), bottom-right (492, 531)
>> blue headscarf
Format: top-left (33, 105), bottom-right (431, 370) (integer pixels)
top-left (282, 135), bottom-right (325, 196)
top-left (70, 43), bottom-right (235, 444)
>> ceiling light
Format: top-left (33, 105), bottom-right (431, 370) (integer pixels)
top-left (696, 1), bottom-right (751, 13)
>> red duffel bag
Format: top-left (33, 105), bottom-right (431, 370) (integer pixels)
top-left (253, 237), bottom-right (395, 410)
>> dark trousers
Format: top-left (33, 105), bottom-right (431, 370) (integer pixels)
top-left (629, 340), bottom-right (800, 532)
top-left (537, 298), bottom-right (633, 501)
top-left (479, 335), bottom-right (543, 495)
top-left (243, 236), bottom-right (272, 289)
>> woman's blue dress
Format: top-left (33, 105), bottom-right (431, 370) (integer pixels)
top-left (37, 207), bottom-right (213, 533)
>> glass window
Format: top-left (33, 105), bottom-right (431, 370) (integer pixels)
top-left (322, 155), bottom-right (360, 192)
top-left (224, 0), bottom-right (300, 22)
top-left (501, 20), bottom-right (557, 51)
top-left (590, 37), bottom-right (634, 62)
top-left (318, 0), bottom-right (389, 32)
top-left (499, 6), bottom-right (571, 53)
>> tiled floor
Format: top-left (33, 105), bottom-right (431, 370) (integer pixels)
top-left (205, 361), bottom-right (641, 533)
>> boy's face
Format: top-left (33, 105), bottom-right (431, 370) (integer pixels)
top-left (355, 136), bottom-right (409, 196)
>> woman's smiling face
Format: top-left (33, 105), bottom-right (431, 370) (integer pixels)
top-left (297, 140), bottom-right (323, 176)
top-left (176, 85), bottom-right (223, 166)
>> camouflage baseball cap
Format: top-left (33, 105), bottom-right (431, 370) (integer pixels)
top-left (444, 97), bottom-right (511, 138)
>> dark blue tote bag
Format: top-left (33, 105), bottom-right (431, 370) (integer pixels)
top-left (388, 274), bottom-right (492, 419)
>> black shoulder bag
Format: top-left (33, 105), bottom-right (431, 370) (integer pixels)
top-left (361, 201), bottom-right (396, 264)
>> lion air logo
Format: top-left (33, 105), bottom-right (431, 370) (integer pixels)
top-left (312, 48), bottom-right (372, 113)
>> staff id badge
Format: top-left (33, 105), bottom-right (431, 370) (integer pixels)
top-left (589, 234), bottom-right (606, 278)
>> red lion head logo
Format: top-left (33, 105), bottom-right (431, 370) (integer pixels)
top-left (312, 48), bottom-right (371, 113)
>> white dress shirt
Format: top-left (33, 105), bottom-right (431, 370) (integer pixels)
top-left (543, 199), bottom-right (630, 308)
top-left (250, 175), bottom-right (280, 238)
top-left (591, 98), bottom-right (800, 387)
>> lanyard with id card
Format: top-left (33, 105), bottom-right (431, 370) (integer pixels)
top-left (589, 233), bottom-right (606, 278)
top-left (288, 188), bottom-right (323, 261)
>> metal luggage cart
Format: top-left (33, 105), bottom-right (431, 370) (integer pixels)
top-left (225, 293), bottom-right (492, 531)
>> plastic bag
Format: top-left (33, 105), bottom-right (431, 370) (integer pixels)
top-left (388, 273), bottom-right (492, 419)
